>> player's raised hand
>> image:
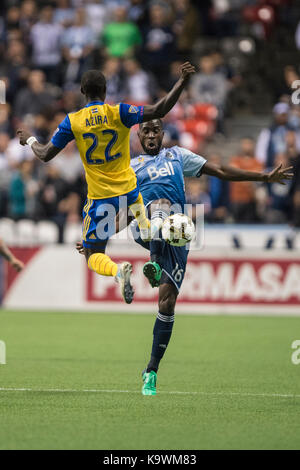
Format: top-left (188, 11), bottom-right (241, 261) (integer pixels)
top-left (17, 128), bottom-right (32, 146)
top-left (180, 62), bottom-right (196, 82)
top-left (265, 164), bottom-right (294, 185)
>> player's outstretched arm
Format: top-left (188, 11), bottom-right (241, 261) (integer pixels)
top-left (0, 238), bottom-right (24, 272)
top-left (202, 161), bottom-right (294, 184)
top-left (17, 129), bottom-right (61, 163)
top-left (142, 62), bottom-right (195, 122)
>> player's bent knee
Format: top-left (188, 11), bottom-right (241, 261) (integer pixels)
top-left (152, 198), bottom-right (171, 206)
top-left (159, 283), bottom-right (178, 314)
top-left (158, 291), bottom-right (177, 315)
top-left (151, 198), bottom-right (171, 214)
top-left (84, 246), bottom-right (106, 262)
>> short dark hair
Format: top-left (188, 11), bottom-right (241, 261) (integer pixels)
top-left (139, 118), bottom-right (163, 130)
top-left (80, 70), bottom-right (106, 99)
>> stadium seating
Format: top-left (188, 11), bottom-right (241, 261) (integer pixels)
top-left (15, 219), bottom-right (37, 246)
top-left (63, 222), bottom-right (82, 245)
top-left (36, 221), bottom-right (59, 245)
top-left (187, 103), bottom-right (218, 121)
top-left (0, 218), bottom-right (17, 245)
top-left (179, 131), bottom-right (202, 153)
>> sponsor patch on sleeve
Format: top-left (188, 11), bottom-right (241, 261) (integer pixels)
top-left (129, 105), bottom-right (139, 114)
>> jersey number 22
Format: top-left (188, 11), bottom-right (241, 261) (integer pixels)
top-left (83, 130), bottom-right (121, 165)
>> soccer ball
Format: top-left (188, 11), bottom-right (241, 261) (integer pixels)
top-left (162, 213), bottom-right (195, 247)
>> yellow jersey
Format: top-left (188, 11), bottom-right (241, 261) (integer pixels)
top-left (51, 101), bottom-right (144, 199)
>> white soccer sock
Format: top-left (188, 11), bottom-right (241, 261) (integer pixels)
top-left (151, 209), bottom-right (168, 239)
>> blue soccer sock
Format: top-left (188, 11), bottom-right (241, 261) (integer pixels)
top-left (146, 312), bottom-right (175, 373)
top-left (150, 238), bottom-right (164, 266)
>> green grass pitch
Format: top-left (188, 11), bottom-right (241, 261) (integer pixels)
top-left (0, 309), bottom-right (300, 450)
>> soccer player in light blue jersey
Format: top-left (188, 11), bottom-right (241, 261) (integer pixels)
top-left (131, 119), bottom-right (293, 396)
top-left (77, 119), bottom-right (293, 395)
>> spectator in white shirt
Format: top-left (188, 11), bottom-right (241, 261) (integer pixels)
top-left (52, 141), bottom-right (83, 184)
top-left (102, 57), bottom-right (122, 103)
top-left (61, 7), bottom-right (96, 84)
top-left (30, 6), bottom-right (63, 84)
top-left (6, 135), bottom-right (35, 168)
top-left (85, 0), bottom-right (109, 37)
top-left (123, 58), bottom-right (155, 103)
top-left (190, 54), bottom-right (228, 132)
top-left (0, 133), bottom-right (10, 173)
top-left (255, 102), bottom-right (300, 168)
top-left (190, 55), bottom-right (227, 109)
top-left (53, 0), bottom-right (75, 27)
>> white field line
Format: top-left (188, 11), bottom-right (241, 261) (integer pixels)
top-left (0, 387), bottom-right (300, 399)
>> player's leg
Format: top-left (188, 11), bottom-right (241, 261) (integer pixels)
top-left (150, 198), bottom-right (171, 240)
top-left (143, 198), bottom-right (171, 287)
top-left (84, 245), bottom-right (118, 276)
top-left (128, 192), bottom-right (151, 241)
top-left (147, 281), bottom-right (177, 373)
top-left (142, 280), bottom-right (178, 396)
top-left (142, 241), bottom-right (188, 395)
top-left (84, 245), bottom-right (134, 304)
top-left (82, 198), bottom-right (134, 303)
top-left (87, 187), bottom-right (149, 302)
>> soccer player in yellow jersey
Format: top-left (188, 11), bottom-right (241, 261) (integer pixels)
top-left (17, 62), bottom-right (195, 303)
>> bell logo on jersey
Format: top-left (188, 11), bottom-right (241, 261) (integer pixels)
top-left (147, 161), bottom-right (175, 180)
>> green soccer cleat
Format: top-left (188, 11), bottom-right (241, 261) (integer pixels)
top-left (143, 261), bottom-right (162, 288)
top-left (142, 370), bottom-right (157, 396)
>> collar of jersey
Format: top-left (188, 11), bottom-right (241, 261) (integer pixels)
top-left (85, 101), bottom-right (104, 107)
top-left (142, 153), bottom-right (160, 158)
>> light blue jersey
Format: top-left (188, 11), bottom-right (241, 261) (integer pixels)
top-left (131, 146), bottom-right (207, 211)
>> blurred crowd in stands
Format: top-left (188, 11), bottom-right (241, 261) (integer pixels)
top-left (0, 0), bottom-right (300, 242)
top-left (187, 128), bottom-right (300, 228)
